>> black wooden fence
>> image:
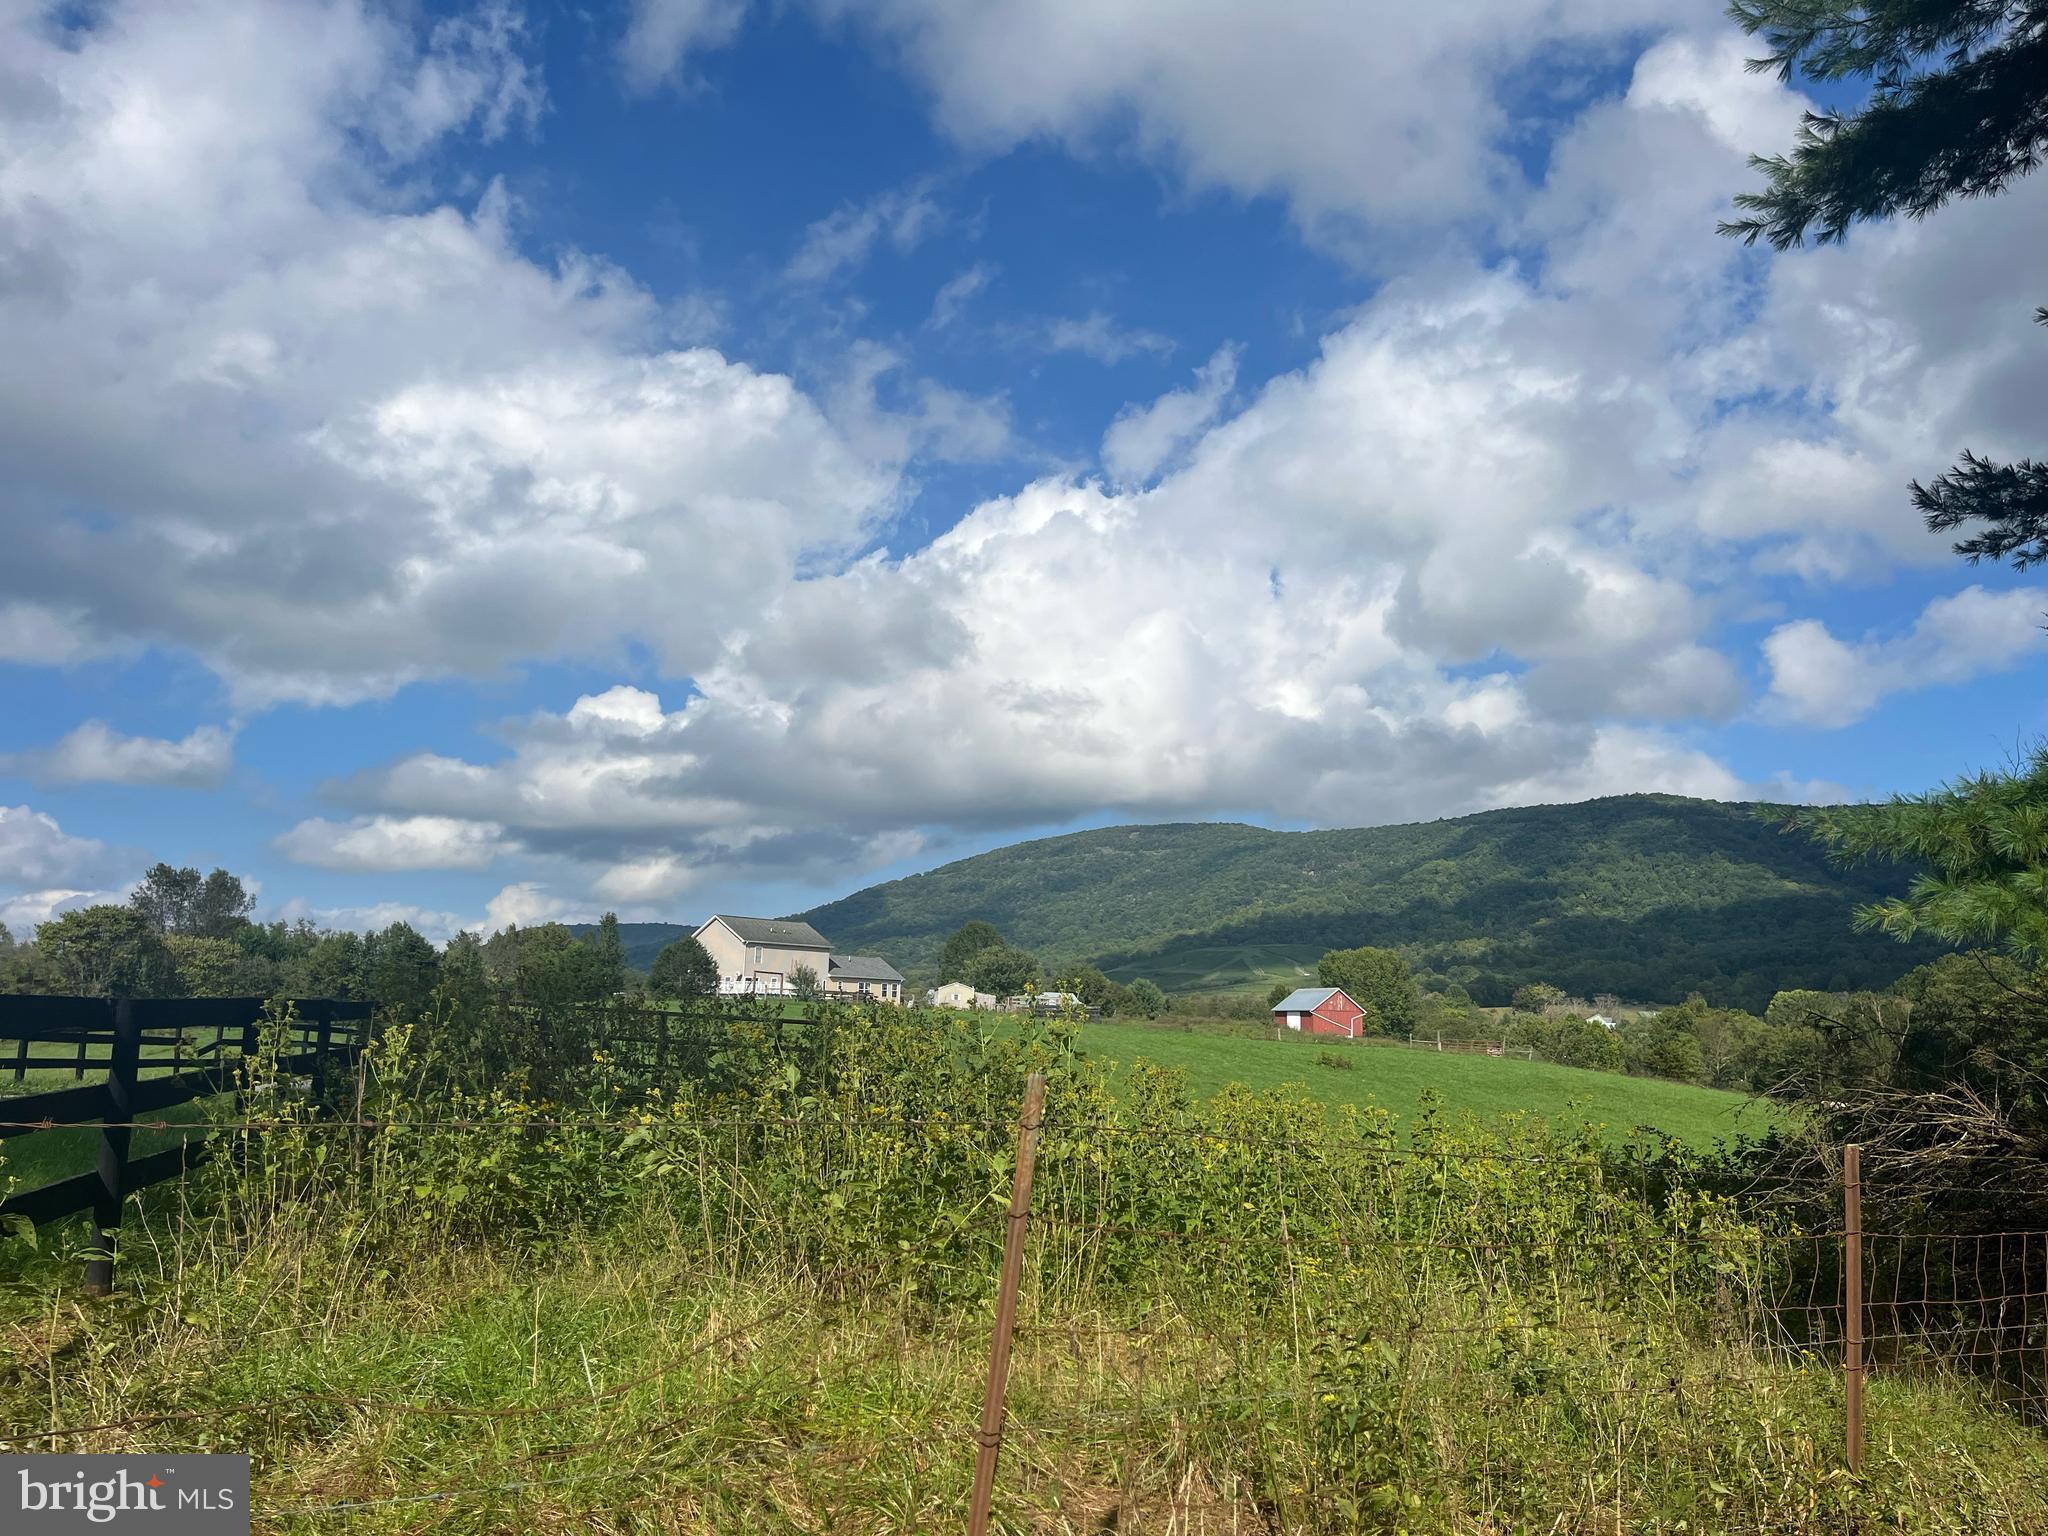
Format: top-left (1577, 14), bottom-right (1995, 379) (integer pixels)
top-left (0, 996), bottom-right (370, 1290)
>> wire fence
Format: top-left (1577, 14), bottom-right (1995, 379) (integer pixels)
top-left (2, 1011), bottom-right (2046, 1530)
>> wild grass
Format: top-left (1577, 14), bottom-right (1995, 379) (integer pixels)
top-left (0, 1006), bottom-right (2039, 1533)
top-left (8, 1197), bottom-right (2044, 1534)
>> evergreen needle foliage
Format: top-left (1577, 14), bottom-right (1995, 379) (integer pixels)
top-left (1776, 746), bottom-right (2048, 957)
top-left (1910, 311), bottom-right (2048, 569)
top-left (1721, 0), bottom-right (2048, 249)
top-left (1723, 1), bottom-right (2047, 574)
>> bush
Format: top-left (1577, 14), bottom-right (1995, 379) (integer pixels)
top-left (1515, 1014), bottom-right (1625, 1072)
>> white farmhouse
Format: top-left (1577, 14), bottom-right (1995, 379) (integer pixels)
top-left (694, 915), bottom-right (834, 996)
top-left (693, 914), bottom-right (905, 1002)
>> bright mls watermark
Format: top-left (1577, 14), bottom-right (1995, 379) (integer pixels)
top-left (2, 1456), bottom-right (248, 1533)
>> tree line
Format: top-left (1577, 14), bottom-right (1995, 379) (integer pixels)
top-left (0, 867), bottom-right (738, 1018)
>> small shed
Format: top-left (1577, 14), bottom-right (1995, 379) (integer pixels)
top-left (1271, 986), bottom-right (1367, 1039)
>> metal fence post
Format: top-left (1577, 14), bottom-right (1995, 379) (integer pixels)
top-left (84, 998), bottom-right (140, 1295)
top-left (1844, 1142), bottom-right (1864, 1474)
top-left (968, 1071), bottom-right (1047, 1536)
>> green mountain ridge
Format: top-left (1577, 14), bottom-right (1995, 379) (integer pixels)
top-left (598, 796), bottom-right (1939, 1011)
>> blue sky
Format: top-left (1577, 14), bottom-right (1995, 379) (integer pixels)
top-left (0, 0), bottom-right (2041, 941)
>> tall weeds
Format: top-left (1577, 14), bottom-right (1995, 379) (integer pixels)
top-left (1, 1001), bottom-right (2042, 1532)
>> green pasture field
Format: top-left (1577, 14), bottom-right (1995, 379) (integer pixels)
top-left (1071, 1015), bottom-right (1782, 1149)
top-left (0, 1044), bottom-right (233, 1198)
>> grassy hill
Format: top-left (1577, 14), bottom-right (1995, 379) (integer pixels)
top-left (1074, 1017), bottom-right (1781, 1150)
top-left (793, 795), bottom-right (1933, 1010)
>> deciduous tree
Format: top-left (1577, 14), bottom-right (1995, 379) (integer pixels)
top-left (649, 936), bottom-right (719, 1000)
top-left (938, 920), bottom-right (1005, 984)
top-left (296, 931), bottom-right (368, 1000)
top-left (131, 864), bottom-right (254, 938)
top-left (191, 867), bottom-right (256, 937)
top-left (366, 922), bottom-right (440, 1014)
top-left (37, 905), bottom-right (176, 997)
top-left (1317, 946), bottom-right (1419, 1035)
top-left (509, 924), bottom-right (610, 1010)
top-left (968, 944), bottom-right (1039, 999)
top-left (165, 934), bottom-right (244, 996)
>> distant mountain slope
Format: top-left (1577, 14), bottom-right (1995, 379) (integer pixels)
top-left (564, 921), bottom-right (700, 975)
top-left (792, 796), bottom-right (1937, 1010)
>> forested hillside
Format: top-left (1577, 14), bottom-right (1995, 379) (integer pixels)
top-left (793, 796), bottom-right (1936, 1009)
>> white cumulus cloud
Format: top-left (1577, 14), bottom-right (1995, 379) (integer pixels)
top-left (2, 722), bottom-right (235, 789)
top-left (275, 814), bottom-right (511, 872)
top-left (812, 0), bottom-right (1674, 245)
top-left (1102, 345), bottom-right (1239, 485)
top-left (0, 805), bottom-right (135, 933)
top-left (9, 0), bottom-right (2047, 924)
top-left (0, 0), bottom-right (895, 708)
top-left (1763, 587), bottom-right (2045, 728)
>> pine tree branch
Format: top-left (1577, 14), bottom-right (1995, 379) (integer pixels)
top-left (1912, 451), bottom-right (2048, 568)
top-left (1719, 2), bottom-right (2048, 247)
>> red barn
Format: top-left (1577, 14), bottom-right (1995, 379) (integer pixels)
top-left (1271, 986), bottom-right (1367, 1038)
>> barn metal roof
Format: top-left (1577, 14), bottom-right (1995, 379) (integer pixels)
top-left (1271, 987), bottom-right (1341, 1012)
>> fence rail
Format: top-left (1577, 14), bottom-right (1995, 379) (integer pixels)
top-left (0, 995), bottom-right (369, 1291)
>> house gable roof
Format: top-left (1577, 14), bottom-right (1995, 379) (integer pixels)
top-left (828, 953), bottom-right (904, 983)
top-left (1271, 986), bottom-right (1345, 1013)
top-left (700, 915), bottom-right (832, 950)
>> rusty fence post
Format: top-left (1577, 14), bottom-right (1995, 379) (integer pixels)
top-left (968, 1071), bottom-right (1047, 1536)
top-left (1843, 1142), bottom-right (1864, 1474)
